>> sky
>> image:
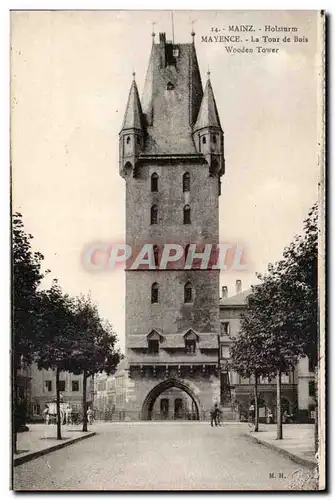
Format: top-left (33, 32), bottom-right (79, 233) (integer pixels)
top-left (11, 10), bottom-right (321, 351)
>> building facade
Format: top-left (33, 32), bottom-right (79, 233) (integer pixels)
top-left (119, 32), bottom-right (224, 420)
top-left (94, 360), bottom-right (130, 420)
top-left (28, 364), bottom-right (93, 420)
top-left (219, 282), bottom-right (316, 422)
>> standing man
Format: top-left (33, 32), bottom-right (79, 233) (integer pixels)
top-left (210, 403), bottom-right (219, 427)
top-left (87, 407), bottom-right (93, 425)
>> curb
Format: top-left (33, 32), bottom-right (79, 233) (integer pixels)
top-left (14, 432), bottom-right (96, 467)
top-left (244, 432), bottom-right (317, 469)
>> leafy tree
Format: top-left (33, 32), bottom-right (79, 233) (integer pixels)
top-left (230, 314), bottom-right (270, 432)
top-left (234, 204), bottom-right (318, 440)
top-left (34, 281), bottom-right (77, 440)
top-left (12, 212), bottom-right (47, 451)
top-left (65, 295), bottom-right (121, 432)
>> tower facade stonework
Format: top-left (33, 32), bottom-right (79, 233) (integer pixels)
top-left (119, 33), bottom-right (225, 420)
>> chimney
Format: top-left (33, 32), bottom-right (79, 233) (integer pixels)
top-left (236, 279), bottom-right (242, 294)
top-left (222, 286), bottom-right (228, 299)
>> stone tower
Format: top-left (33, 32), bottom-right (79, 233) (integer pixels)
top-left (119, 32), bottom-right (225, 420)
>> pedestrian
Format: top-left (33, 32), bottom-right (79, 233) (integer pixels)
top-left (248, 403), bottom-right (255, 425)
top-left (210, 403), bottom-right (219, 427)
top-left (66, 404), bottom-right (72, 425)
top-left (87, 407), bottom-right (93, 425)
top-left (43, 405), bottom-right (49, 425)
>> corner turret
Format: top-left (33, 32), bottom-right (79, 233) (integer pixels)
top-left (193, 72), bottom-right (225, 178)
top-left (119, 73), bottom-right (144, 178)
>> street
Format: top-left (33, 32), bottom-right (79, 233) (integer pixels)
top-left (14, 422), bottom-right (313, 491)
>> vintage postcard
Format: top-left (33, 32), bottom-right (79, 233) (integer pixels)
top-left (11, 10), bottom-right (325, 491)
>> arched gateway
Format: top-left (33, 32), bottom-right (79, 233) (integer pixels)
top-left (141, 378), bottom-right (200, 420)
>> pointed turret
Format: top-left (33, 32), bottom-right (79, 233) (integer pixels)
top-left (121, 75), bottom-right (144, 131)
top-left (193, 72), bottom-right (225, 180)
top-left (194, 76), bottom-right (222, 132)
top-left (119, 73), bottom-right (145, 178)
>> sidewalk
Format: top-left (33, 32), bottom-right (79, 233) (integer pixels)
top-left (245, 424), bottom-right (317, 469)
top-left (14, 423), bottom-right (96, 466)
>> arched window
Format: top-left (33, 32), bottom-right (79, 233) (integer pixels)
top-left (151, 205), bottom-right (158, 225)
top-left (202, 136), bottom-right (207, 144)
top-left (151, 282), bottom-right (159, 304)
top-left (153, 245), bottom-right (159, 267)
top-left (126, 136), bottom-right (131, 145)
top-left (151, 173), bottom-right (158, 192)
top-left (183, 172), bottom-right (190, 193)
top-left (212, 134), bottom-right (217, 144)
top-left (184, 281), bottom-right (193, 303)
top-left (183, 205), bottom-right (191, 225)
top-left (184, 330), bottom-right (197, 354)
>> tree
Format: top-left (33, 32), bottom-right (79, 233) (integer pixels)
top-left (66, 295), bottom-right (121, 432)
top-left (12, 212), bottom-right (47, 451)
top-left (34, 282), bottom-right (77, 440)
top-left (230, 313), bottom-right (270, 432)
top-left (235, 204), bottom-right (318, 440)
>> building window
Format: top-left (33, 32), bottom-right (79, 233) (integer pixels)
top-left (137, 136), bottom-right (140, 145)
top-left (183, 172), bottom-right (190, 192)
top-left (183, 205), bottom-right (191, 224)
top-left (148, 339), bottom-right (159, 355)
top-left (184, 281), bottom-right (193, 303)
top-left (151, 282), bottom-right (159, 304)
top-left (220, 322), bottom-right (230, 336)
top-left (213, 134), bottom-right (217, 144)
top-left (126, 136), bottom-right (131, 145)
top-left (166, 81), bottom-right (175, 90)
top-left (202, 136), bottom-right (206, 144)
top-left (309, 381), bottom-right (316, 397)
top-left (151, 173), bottom-right (158, 192)
top-left (72, 381), bottom-right (79, 392)
top-left (184, 244), bottom-right (190, 263)
top-left (151, 205), bottom-right (158, 224)
top-left (59, 381), bottom-right (66, 392)
top-left (153, 245), bottom-right (159, 267)
top-left (45, 381), bottom-right (52, 392)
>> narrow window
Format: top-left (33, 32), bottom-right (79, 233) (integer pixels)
top-left (309, 381), bottom-right (316, 397)
top-left (126, 136), bottom-right (131, 145)
top-left (202, 136), bottom-right (207, 144)
top-left (213, 134), bottom-right (217, 144)
top-left (151, 282), bottom-right (159, 304)
top-left (137, 136), bottom-right (141, 145)
top-left (151, 173), bottom-right (158, 192)
top-left (148, 339), bottom-right (159, 354)
top-left (183, 205), bottom-right (191, 225)
top-left (184, 244), bottom-right (190, 263)
top-left (185, 339), bottom-right (196, 354)
top-left (153, 245), bottom-right (159, 267)
top-left (72, 381), bottom-right (79, 392)
top-left (151, 205), bottom-right (158, 224)
top-left (183, 172), bottom-right (190, 192)
top-left (59, 381), bottom-right (66, 392)
top-left (184, 281), bottom-right (193, 303)
top-left (45, 381), bottom-right (52, 392)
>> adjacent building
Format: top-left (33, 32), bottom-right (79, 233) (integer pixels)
top-left (219, 281), bottom-right (316, 422)
top-left (28, 364), bottom-right (93, 420)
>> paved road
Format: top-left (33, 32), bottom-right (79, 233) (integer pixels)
top-left (14, 423), bottom-right (312, 491)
